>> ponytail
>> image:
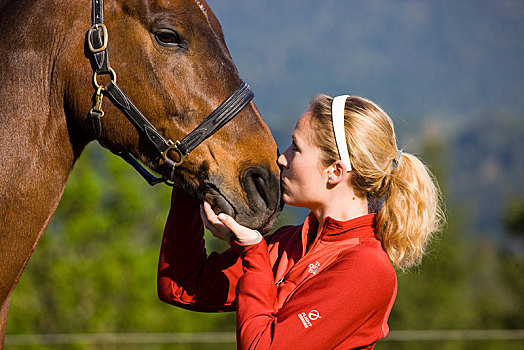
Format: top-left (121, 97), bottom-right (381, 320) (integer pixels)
top-left (376, 153), bottom-right (444, 270)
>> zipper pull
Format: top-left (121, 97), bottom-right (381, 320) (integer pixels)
top-left (275, 276), bottom-right (285, 286)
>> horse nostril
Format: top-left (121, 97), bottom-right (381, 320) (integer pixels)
top-left (242, 166), bottom-right (279, 212)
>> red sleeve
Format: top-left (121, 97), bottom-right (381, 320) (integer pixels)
top-left (157, 187), bottom-right (244, 312)
top-left (231, 241), bottom-right (397, 349)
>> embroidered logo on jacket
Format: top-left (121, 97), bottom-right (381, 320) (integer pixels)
top-left (298, 309), bottom-right (321, 329)
top-left (308, 261), bottom-right (320, 275)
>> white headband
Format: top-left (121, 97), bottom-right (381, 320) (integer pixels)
top-left (331, 95), bottom-right (351, 171)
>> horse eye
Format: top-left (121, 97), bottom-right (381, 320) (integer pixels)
top-left (154, 29), bottom-right (182, 47)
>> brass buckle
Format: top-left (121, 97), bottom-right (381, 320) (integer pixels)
top-left (161, 140), bottom-right (186, 167)
top-left (88, 24), bottom-right (108, 53)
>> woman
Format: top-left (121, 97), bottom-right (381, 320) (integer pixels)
top-left (157, 94), bottom-right (443, 349)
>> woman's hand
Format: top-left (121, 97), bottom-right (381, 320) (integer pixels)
top-left (200, 201), bottom-right (262, 245)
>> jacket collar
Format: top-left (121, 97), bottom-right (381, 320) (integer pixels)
top-left (301, 212), bottom-right (377, 245)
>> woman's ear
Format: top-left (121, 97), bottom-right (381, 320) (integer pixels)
top-left (326, 160), bottom-right (348, 186)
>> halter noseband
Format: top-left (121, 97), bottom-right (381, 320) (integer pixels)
top-left (86, 0), bottom-right (254, 186)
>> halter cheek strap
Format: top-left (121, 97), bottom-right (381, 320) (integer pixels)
top-left (331, 95), bottom-right (351, 172)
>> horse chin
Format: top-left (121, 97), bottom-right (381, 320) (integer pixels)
top-left (202, 183), bottom-right (279, 235)
top-left (235, 205), bottom-right (282, 235)
top-left (204, 186), bottom-right (236, 218)
top-left (252, 212), bottom-right (280, 235)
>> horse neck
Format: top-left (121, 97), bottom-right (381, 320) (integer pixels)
top-left (0, 1), bottom-right (89, 230)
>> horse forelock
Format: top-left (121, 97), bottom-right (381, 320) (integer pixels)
top-left (194, 0), bottom-right (208, 18)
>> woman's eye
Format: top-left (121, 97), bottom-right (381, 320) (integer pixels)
top-left (154, 29), bottom-right (182, 47)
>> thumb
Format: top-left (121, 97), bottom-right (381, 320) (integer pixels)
top-left (217, 213), bottom-right (240, 232)
top-left (218, 213), bottom-right (262, 245)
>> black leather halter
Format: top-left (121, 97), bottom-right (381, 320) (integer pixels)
top-left (87, 0), bottom-right (254, 185)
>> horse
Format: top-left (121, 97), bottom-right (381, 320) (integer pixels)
top-left (0, 0), bottom-right (282, 344)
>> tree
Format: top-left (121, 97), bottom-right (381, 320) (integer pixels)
top-left (505, 199), bottom-right (524, 239)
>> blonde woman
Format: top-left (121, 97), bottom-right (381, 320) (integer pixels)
top-left (158, 94), bottom-right (443, 349)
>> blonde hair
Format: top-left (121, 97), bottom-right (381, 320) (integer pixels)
top-left (308, 94), bottom-right (444, 270)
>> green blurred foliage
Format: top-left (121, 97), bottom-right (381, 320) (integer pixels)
top-left (506, 199), bottom-right (524, 238)
top-left (5, 138), bottom-right (524, 349)
top-left (6, 144), bottom-right (236, 349)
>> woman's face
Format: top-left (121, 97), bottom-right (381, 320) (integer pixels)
top-left (278, 112), bottom-right (327, 209)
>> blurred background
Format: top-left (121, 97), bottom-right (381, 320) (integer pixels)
top-left (5, 1), bottom-right (523, 349)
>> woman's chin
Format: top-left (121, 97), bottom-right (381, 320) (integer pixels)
top-left (282, 190), bottom-right (308, 208)
top-left (282, 194), bottom-right (297, 207)
top-left (281, 194), bottom-right (314, 211)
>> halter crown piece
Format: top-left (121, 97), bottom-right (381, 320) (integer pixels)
top-left (331, 95), bottom-right (352, 171)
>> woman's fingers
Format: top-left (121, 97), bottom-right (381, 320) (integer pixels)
top-left (217, 213), bottom-right (241, 232)
top-left (217, 213), bottom-right (262, 245)
top-left (200, 201), bottom-right (230, 241)
top-left (202, 201), bottom-right (218, 223)
top-left (200, 202), bottom-right (262, 245)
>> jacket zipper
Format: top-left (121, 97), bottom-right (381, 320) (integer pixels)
top-left (274, 224), bottom-right (325, 287)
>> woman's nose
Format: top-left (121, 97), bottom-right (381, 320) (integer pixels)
top-left (277, 152), bottom-right (287, 168)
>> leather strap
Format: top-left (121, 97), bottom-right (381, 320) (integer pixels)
top-left (105, 80), bottom-right (254, 158)
top-left (177, 82), bottom-right (254, 155)
top-left (112, 151), bottom-right (167, 185)
top-left (89, 109), bottom-right (104, 139)
top-left (104, 81), bottom-right (172, 154)
top-left (89, 0), bottom-right (110, 74)
top-left (92, 0), bottom-right (104, 24)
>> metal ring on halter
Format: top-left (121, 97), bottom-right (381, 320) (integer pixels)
top-left (93, 67), bottom-right (117, 89)
top-left (161, 140), bottom-right (186, 167)
top-left (87, 23), bottom-right (108, 53)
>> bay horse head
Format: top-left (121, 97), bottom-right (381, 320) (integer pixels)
top-left (0, 0), bottom-right (282, 342)
top-left (76, 0), bottom-right (282, 231)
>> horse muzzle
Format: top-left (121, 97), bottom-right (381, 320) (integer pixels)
top-left (199, 166), bottom-right (282, 234)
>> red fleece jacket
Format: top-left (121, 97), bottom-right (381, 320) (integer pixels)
top-left (158, 188), bottom-right (397, 349)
